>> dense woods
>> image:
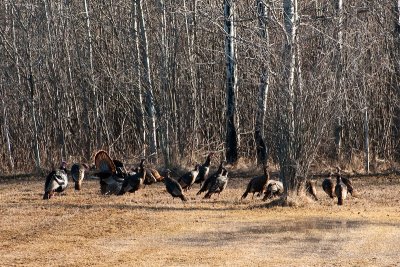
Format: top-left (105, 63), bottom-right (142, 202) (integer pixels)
top-left (0, 0), bottom-right (399, 183)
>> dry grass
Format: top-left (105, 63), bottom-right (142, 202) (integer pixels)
top-left (1, 173), bottom-right (400, 267)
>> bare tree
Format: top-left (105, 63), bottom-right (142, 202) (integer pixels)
top-left (224, 0), bottom-right (238, 164)
top-left (137, 0), bottom-right (157, 162)
top-left (254, 0), bottom-right (270, 165)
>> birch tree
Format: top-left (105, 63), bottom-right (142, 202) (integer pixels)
top-left (224, 0), bottom-right (238, 164)
top-left (137, 0), bottom-right (157, 162)
top-left (334, 0), bottom-right (344, 161)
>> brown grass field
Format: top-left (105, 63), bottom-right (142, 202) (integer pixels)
top-left (1, 170), bottom-right (400, 267)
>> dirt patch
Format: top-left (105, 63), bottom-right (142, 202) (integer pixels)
top-left (1, 174), bottom-right (400, 266)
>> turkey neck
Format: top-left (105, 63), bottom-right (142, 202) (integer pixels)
top-left (263, 167), bottom-right (270, 183)
top-left (203, 155), bottom-right (212, 167)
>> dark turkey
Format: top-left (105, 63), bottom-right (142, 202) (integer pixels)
top-left (70, 163), bottom-right (89, 190)
top-left (43, 161), bottom-right (69, 199)
top-left (163, 169), bottom-right (187, 202)
top-left (196, 160), bottom-right (225, 196)
top-left (203, 169), bottom-right (229, 199)
top-left (305, 179), bottom-right (318, 200)
top-left (335, 175), bottom-right (347, 205)
top-left (241, 165), bottom-right (270, 200)
top-left (322, 173), bottom-right (335, 198)
top-left (178, 164), bottom-right (200, 191)
top-left (194, 152), bottom-right (214, 186)
top-left (335, 166), bottom-right (355, 196)
top-left (94, 150), bottom-right (125, 195)
top-left (263, 179), bottom-right (284, 200)
top-left (341, 176), bottom-right (355, 196)
top-left (117, 160), bottom-right (146, 195)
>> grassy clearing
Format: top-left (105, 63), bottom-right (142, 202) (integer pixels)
top-left (1, 173), bottom-right (400, 266)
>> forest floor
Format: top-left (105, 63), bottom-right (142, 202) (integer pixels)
top-left (1, 170), bottom-right (400, 267)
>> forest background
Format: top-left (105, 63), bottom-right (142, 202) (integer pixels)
top-left (0, 0), bottom-right (399, 182)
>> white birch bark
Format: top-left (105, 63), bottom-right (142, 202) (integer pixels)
top-left (334, 0), bottom-right (344, 160)
top-left (83, 0), bottom-right (100, 148)
top-left (281, 0), bottom-right (298, 192)
top-left (137, 0), bottom-right (157, 162)
top-left (132, 0), bottom-right (146, 157)
top-left (2, 96), bottom-right (14, 172)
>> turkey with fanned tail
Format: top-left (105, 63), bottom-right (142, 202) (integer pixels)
top-left (94, 150), bottom-right (125, 195)
top-left (43, 161), bottom-right (69, 199)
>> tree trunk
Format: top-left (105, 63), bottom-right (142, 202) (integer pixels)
top-left (224, 0), bottom-right (238, 164)
top-left (158, 0), bottom-right (171, 166)
top-left (334, 0), bottom-right (344, 161)
top-left (132, 0), bottom-right (146, 157)
top-left (279, 0), bottom-right (299, 194)
top-left (83, 0), bottom-right (100, 150)
top-left (254, 0), bottom-right (270, 165)
top-left (364, 107), bottom-right (370, 173)
top-left (1, 96), bottom-right (14, 172)
top-left (137, 0), bottom-right (157, 162)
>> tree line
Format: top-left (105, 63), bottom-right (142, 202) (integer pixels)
top-left (0, 1), bottom-right (399, 191)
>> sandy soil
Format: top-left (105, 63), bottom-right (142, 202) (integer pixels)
top-left (1, 172), bottom-right (400, 267)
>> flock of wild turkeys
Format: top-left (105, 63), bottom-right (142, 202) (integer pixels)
top-left (43, 150), bottom-right (355, 205)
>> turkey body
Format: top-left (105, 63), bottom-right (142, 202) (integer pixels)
top-left (241, 165), bottom-right (269, 200)
top-left (263, 180), bottom-right (284, 200)
top-left (178, 164), bottom-right (200, 191)
top-left (322, 176), bottom-right (335, 198)
top-left (194, 153), bottom-right (213, 186)
top-left (335, 176), bottom-right (348, 205)
top-left (94, 150), bottom-right (126, 195)
top-left (196, 161), bottom-right (225, 196)
top-left (118, 161), bottom-right (146, 195)
top-left (43, 162), bottom-right (68, 199)
top-left (203, 169), bottom-right (229, 199)
top-left (71, 163), bottom-right (89, 190)
top-left (163, 170), bottom-right (187, 201)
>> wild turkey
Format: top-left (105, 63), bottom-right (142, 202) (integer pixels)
top-left (178, 164), bottom-right (200, 191)
top-left (163, 169), bottom-right (187, 202)
top-left (263, 179), bottom-right (284, 200)
top-left (340, 176), bottom-right (355, 196)
top-left (143, 167), bottom-right (163, 185)
top-left (335, 166), bottom-right (355, 196)
top-left (43, 161), bottom-right (69, 199)
top-left (305, 179), bottom-right (318, 200)
top-left (241, 165), bottom-right (270, 200)
top-left (194, 152), bottom-right (214, 186)
top-left (94, 150), bottom-right (125, 195)
top-left (322, 173), bottom-right (335, 198)
top-left (70, 163), bottom-right (89, 190)
top-left (117, 160), bottom-right (146, 195)
top-left (196, 160), bottom-right (225, 196)
top-left (335, 175), bottom-right (347, 205)
top-left (204, 169), bottom-right (229, 199)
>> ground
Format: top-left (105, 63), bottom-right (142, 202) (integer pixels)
top-left (1, 172), bottom-right (400, 266)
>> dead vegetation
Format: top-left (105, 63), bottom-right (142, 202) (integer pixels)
top-left (1, 173), bottom-right (400, 266)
